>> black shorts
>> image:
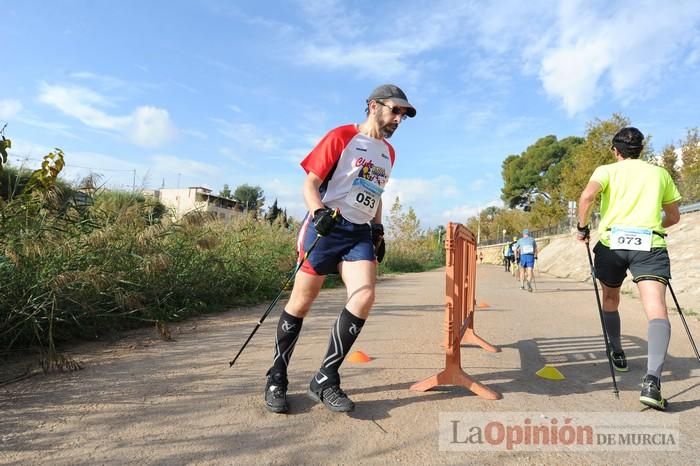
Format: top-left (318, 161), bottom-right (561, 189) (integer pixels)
top-left (592, 241), bottom-right (671, 288)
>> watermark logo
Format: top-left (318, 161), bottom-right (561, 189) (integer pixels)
top-left (439, 412), bottom-right (679, 451)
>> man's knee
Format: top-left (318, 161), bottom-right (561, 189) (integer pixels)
top-left (286, 297), bottom-right (314, 317)
top-left (351, 286), bottom-right (375, 307)
top-left (601, 286), bottom-right (621, 308)
top-left (287, 279), bottom-right (324, 316)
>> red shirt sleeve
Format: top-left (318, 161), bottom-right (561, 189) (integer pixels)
top-left (383, 140), bottom-right (396, 166)
top-left (300, 125), bottom-right (358, 179)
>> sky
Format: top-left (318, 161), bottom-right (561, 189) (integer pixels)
top-left (2, 0), bottom-right (700, 227)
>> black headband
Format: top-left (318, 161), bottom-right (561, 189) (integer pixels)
top-left (613, 141), bottom-right (643, 158)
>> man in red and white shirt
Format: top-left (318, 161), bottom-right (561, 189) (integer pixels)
top-left (264, 84), bottom-right (416, 414)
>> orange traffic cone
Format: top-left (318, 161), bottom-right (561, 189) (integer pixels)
top-left (347, 351), bottom-right (372, 363)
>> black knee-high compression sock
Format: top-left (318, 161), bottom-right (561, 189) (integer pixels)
top-left (602, 310), bottom-right (622, 353)
top-left (315, 308), bottom-right (366, 386)
top-left (268, 310), bottom-right (303, 377)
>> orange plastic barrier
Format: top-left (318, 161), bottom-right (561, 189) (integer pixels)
top-left (410, 222), bottom-right (501, 400)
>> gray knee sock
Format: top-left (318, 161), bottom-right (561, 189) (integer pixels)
top-left (602, 310), bottom-right (622, 353)
top-left (647, 319), bottom-right (671, 379)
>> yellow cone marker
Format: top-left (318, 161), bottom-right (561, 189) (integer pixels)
top-left (535, 365), bottom-right (565, 380)
top-left (347, 350), bottom-right (372, 363)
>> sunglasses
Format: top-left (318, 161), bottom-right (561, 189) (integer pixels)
top-left (375, 100), bottom-right (408, 121)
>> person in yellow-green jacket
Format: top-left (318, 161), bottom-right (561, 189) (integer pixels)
top-left (576, 127), bottom-right (681, 411)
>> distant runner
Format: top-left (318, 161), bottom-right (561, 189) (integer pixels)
top-left (515, 229), bottom-right (538, 292)
top-left (503, 240), bottom-right (515, 272)
top-left (511, 236), bottom-right (520, 278)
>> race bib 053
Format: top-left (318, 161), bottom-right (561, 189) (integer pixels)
top-left (345, 178), bottom-right (383, 216)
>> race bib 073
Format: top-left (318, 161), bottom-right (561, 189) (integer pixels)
top-left (345, 178), bottom-right (383, 216)
top-left (610, 226), bottom-right (652, 251)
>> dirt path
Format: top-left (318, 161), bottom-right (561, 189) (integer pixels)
top-left (2, 265), bottom-right (700, 465)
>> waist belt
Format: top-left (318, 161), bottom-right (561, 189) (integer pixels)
top-left (605, 228), bottom-right (666, 238)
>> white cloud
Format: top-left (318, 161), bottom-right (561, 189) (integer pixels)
top-left (16, 114), bottom-right (80, 139)
top-left (150, 154), bottom-right (221, 178)
top-left (213, 118), bottom-right (281, 152)
top-left (268, 147), bottom-right (306, 166)
top-left (296, 1), bottom-right (472, 80)
top-left (442, 204), bottom-right (481, 222)
top-left (382, 175), bottom-right (465, 228)
top-left (0, 99), bottom-right (23, 119)
top-left (384, 176), bottom-right (460, 206)
top-left (219, 147), bottom-right (255, 169)
top-left (37, 83), bottom-right (177, 147)
top-left (300, 44), bottom-right (412, 79)
top-left (5, 137), bottom-right (53, 163)
top-left (69, 71), bottom-right (127, 89)
top-left (6, 137), bottom-right (145, 188)
top-left (379, 173), bottom-right (507, 228)
top-left (441, 198), bottom-right (503, 223)
top-left (457, 0), bottom-right (700, 115)
top-left (38, 83), bottom-right (125, 129)
top-left (536, 1), bottom-right (700, 115)
top-left (129, 106), bottom-right (177, 147)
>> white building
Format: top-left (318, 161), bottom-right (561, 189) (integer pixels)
top-left (153, 187), bottom-right (241, 222)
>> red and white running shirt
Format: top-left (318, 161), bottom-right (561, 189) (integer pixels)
top-left (300, 124), bottom-right (395, 224)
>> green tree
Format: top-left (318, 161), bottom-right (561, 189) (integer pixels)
top-left (501, 135), bottom-right (583, 209)
top-left (558, 114), bottom-right (650, 202)
top-left (465, 205), bottom-right (531, 242)
top-left (679, 128), bottom-right (700, 202)
top-left (658, 144), bottom-right (681, 184)
top-left (528, 197), bottom-right (567, 229)
top-left (219, 184), bottom-right (232, 199)
top-left (0, 124), bottom-right (10, 167)
top-left (386, 197), bottom-right (421, 241)
top-left (265, 198), bottom-right (282, 224)
top-left (233, 184), bottom-right (265, 214)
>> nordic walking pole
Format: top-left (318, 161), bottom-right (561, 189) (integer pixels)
top-left (532, 259), bottom-right (538, 292)
top-left (667, 281), bottom-right (700, 362)
top-left (585, 242), bottom-right (620, 399)
top-left (229, 209), bottom-right (338, 367)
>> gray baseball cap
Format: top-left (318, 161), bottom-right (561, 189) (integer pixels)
top-left (367, 84), bottom-right (416, 118)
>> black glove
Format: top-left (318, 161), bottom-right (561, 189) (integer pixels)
top-left (371, 223), bottom-right (385, 263)
top-left (576, 222), bottom-right (590, 241)
top-left (313, 207), bottom-right (337, 237)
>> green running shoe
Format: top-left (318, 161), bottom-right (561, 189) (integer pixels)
top-left (639, 374), bottom-right (666, 411)
top-left (610, 351), bottom-right (629, 372)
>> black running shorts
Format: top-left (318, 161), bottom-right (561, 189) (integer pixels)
top-left (592, 241), bottom-right (671, 288)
